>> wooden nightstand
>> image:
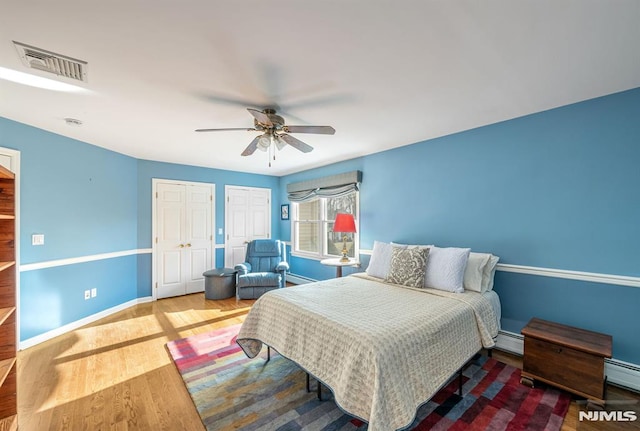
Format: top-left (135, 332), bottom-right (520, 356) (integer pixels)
top-left (521, 318), bottom-right (612, 409)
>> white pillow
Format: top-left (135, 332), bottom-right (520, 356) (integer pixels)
top-left (366, 241), bottom-right (407, 279)
top-left (482, 255), bottom-right (500, 291)
top-left (463, 252), bottom-right (491, 292)
top-left (424, 246), bottom-right (471, 293)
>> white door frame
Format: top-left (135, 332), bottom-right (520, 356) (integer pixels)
top-left (151, 178), bottom-right (215, 300)
top-left (224, 185), bottom-right (271, 268)
top-left (0, 147), bottom-right (21, 348)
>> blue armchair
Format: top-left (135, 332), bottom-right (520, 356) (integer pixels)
top-left (235, 239), bottom-right (289, 299)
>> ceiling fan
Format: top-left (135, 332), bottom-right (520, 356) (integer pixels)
top-left (196, 108), bottom-right (335, 165)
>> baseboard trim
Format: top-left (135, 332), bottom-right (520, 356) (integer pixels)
top-left (19, 296), bottom-right (153, 350)
top-left (496, 330), bottom-right (640, 393)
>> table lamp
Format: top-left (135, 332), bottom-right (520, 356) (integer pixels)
top-left (333, 213), bottom-right (356, 262)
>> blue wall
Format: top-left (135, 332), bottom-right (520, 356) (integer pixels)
top-left (2, 120), bottom-right (138, 263)
top-left (0, 118), bottom-right (139, 341)
top-left (0, 117), bottom-right (280, 342)
top-left (280, 87), bottom-right (640, 363)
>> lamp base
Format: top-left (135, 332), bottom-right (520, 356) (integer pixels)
top-left (340, 237), bottom-right (350, 262)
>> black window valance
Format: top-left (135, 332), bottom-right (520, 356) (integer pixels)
top-left (286, 170), bottom-right (362, 202)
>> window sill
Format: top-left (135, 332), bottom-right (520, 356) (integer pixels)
top-left (290, 251), bottom-right (358, 261)
top-left (290, 252), bottom-right (326, 261)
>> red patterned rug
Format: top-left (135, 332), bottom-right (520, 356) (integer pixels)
top-left (167, 325), bottom-right (571, 430)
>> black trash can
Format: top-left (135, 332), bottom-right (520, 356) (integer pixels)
top-left (203, 268), bottom-right (237, 300)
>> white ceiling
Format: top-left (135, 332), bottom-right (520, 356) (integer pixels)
top-left (1, 1), bottom-right (639, 176)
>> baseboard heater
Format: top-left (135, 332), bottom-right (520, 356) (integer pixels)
top-left (286, 273), bottom-right (317, 285)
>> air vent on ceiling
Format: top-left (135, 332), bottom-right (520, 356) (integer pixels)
top-left (13, 41), bottom-right (87, 83)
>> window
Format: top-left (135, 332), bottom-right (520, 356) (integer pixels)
top-left (292, 191), bottom-right (359, 260)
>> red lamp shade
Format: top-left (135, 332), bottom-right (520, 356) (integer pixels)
top-left (333, 213), bottom-right (356, 233)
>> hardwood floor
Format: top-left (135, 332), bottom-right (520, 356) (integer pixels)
top-left (17, 293), bottom-right (640, 430)
top-left (17, 294), bottom-right (255, 431)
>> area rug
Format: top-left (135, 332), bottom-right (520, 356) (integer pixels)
top-left (167, 326), bottom-right (571, 431)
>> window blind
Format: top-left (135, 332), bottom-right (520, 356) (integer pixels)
top-left (286, 170), bottom-right (362, 202)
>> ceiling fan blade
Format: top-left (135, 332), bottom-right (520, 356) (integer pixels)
top-left (195, 127), bottom-right (257, 132)
top-left (247, 108), bottom-right (273, 127)
top-left (283, 125), bottom-right (335, 135)
top-left (241, 135), bottom-right (261, 156)
top-left (279, 134), bottom-right (314, 153)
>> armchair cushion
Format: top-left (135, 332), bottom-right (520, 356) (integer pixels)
top-left (250, 240), bottom-right (282, 255)
top-left (236, 272), bottom-right (282, 288)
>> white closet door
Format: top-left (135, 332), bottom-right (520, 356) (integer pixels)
top-left (224, 186), bottom-right (271, 268)
top-left (155, 181), bottom-right (214, 299)
top-left (184, 185), bottom-right (212, 294)
top-left (156, 183), bottom-right (187, 299)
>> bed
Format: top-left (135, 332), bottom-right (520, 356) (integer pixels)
top-left (237, 272), bottom-right (500, 431)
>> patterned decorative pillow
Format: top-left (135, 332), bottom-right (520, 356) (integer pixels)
top-left (385, 246), bottom-right (429, 288)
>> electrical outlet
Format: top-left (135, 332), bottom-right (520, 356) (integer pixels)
top-left (91, 288), bottom-right (97, 298)
top-left (84, 290), bottom-right (90, 300)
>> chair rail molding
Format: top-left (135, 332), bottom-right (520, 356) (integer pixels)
top-left (19, 248), bottom-right (152, 272)
top-left (496, 263), bottom-right (640, 288)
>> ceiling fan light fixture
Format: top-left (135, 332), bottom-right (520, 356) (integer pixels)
top-left (257, 134), bottom-right (271, 151)
top-left (274, 135), bottom-right (287, 151)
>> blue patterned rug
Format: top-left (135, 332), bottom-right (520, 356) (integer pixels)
top-left (167, 325), bottom-right (570, 430)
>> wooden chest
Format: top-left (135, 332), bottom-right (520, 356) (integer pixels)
top-left (521, 318), bottom-right (612, 408)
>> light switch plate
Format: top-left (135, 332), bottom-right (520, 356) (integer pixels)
top-left (32, 234), bottom-right (45, 245)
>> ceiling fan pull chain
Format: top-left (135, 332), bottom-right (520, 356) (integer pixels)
top-left (270, 134), bottom-right (276, 162)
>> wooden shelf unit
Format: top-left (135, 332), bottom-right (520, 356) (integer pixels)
top-left (0, 165), bottom-right (16, 426)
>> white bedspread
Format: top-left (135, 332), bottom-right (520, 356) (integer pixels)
top-left (237, 273), bottom-right (499, 431)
